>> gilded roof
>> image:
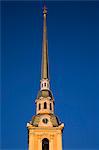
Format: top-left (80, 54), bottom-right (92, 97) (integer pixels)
top-left (31, 114), bottom-right (60, 127)
top-left (37, 90), bottom-right (53, 99)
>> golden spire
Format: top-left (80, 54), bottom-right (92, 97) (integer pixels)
top-left (41, 4), bottom-right (49, 79)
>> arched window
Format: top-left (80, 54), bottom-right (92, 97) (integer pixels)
top-left (39, 103), bottom-right (41, 110)
top-left (44, 102), bottom-right (47, 109)
top-left (50, 103), bottom-right (52, 110)
top-left (42, 138), bottom-right (49, 150)
top-left (44, 83), bottom-right (46, 86)
top-left (47, 83), bottom-right (49, 87)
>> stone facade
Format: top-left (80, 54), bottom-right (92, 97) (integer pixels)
top-left (27, 123), bottom-right (64, 150)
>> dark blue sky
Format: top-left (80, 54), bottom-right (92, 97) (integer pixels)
top-left (1, 1), bottom-right (99, 150)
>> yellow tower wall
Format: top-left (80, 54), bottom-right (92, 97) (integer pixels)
top-left (27, 124), bottom-right (64, 150)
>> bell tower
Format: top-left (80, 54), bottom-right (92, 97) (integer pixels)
top-left (27, 4), bottom-right (64, 150)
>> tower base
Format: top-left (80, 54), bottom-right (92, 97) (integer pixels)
top-left (27, 123), bottom-right (64, 150)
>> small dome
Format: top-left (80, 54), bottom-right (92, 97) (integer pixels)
top-left (37, 90), bottom-right (53, 99)
top-left (31, 114), bottom-right (60, 127)
top-left (31, 115), bottom-right (40, 127)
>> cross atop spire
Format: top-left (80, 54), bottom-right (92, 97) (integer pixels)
top-left (43, 0), bottom-right (47, 13)
top-left (43, 4), bottom-right (47, 14)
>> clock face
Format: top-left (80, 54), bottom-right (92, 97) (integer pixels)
top-left (42, 118), bottom-right (48, 124)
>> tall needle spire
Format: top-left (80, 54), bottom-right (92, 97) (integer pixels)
top-left (40, 4), bottom-right (50, 91)
top-left (41, 5), bottom-right (49, 79)
top-left (37, 3), bottom-right (53, 98)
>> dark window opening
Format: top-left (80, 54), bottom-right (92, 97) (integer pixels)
top-left (42, 138), bottom-right (49, 150)
top-left (50, 103), bottom-right (52, 110)
top-left (44, 83), bottom-right (46, 86)
top-left (44, 102), bottom-right (47, 109)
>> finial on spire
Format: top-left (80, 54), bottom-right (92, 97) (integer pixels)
top-left (43, 5), bottom-right (47, 14)
top-left (43, 0), bottom-right (47, 14)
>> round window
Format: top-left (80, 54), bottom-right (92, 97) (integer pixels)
top-left (42, 118), bottom-right (48, 124)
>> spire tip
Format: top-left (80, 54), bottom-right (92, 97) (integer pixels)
top-left (43, 1), bottom-right (47, 14)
